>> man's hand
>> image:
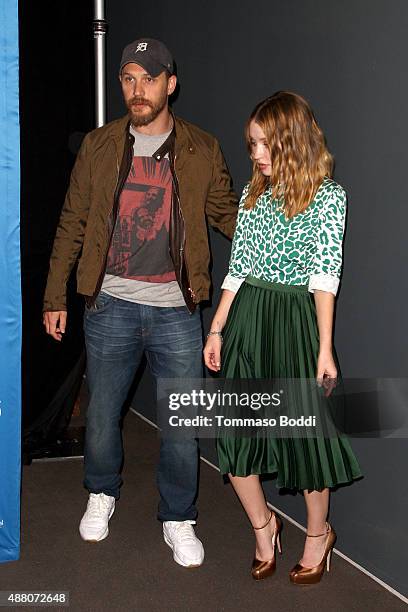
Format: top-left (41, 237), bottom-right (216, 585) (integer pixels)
top-left (43, 311), bottom-right (67, 341)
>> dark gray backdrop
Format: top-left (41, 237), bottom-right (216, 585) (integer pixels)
top-left (105, 0), bottom-right (408, 598)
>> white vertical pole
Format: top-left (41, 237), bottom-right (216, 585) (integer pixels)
top-left (93, 0), bottom-right (107, 127)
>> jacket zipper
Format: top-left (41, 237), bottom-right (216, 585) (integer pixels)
top-left (172, 155), bottom-right (195, 312)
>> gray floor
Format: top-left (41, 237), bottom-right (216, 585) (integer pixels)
top-left (1, 413), bottom-right (406, 612)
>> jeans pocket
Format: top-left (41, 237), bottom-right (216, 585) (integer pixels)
top-left (84, 291), bottom-right (113, 315)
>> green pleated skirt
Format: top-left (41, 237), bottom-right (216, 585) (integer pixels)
top-left (217, 276), bottom-right (363, 491)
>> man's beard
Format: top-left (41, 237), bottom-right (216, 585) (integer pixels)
top-left (127, 92), bottom-right (167, 127)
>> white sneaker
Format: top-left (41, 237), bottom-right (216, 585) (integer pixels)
top-left (79, 493), bottom-right (115, 542)
top-left (163, 520), bottom-right (204, 567)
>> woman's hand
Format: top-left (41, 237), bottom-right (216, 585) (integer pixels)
top-left (316, 349), bottom-right (337, 396)
top-left (204, 335), bottom-right (222, 372)
top-left (203, 289), bottom-right (236, 372)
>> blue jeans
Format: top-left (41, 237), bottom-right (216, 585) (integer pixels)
top-left (83, 292), bottom-right (203, 522)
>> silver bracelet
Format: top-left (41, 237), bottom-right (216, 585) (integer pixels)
top-left (207, 330), bottom-right (223, 342)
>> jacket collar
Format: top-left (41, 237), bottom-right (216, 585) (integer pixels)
top-left (151, 111), bottom-right (192, 161)
top-left (110, 111), bottom-right (193, 166)
top-left (110, 115), bottom-right (131, 143)
top-left (152, 111), bottom-right (176, 161)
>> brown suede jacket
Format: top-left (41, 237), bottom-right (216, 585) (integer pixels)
top-left (43, 114), bottom-right (238, 313)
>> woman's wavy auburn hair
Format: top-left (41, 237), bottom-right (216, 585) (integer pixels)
top-left (245, 91), bottom-right (333, 217)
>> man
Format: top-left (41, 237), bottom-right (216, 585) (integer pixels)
top-left (43, 38), bottom-right (237, 568)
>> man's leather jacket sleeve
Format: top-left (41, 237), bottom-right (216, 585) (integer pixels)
top-left (43, 134), bottom-right (91, 312)
top-left (205, 139), bottom-right (238, 239)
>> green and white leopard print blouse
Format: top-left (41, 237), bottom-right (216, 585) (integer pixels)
top-left (221, 177), bottom-right (346, 296)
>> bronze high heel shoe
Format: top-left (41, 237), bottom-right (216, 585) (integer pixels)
top-left (251, 511), bottom-right (283, 580)
top-left (289, 522), bottom-right (336, 585)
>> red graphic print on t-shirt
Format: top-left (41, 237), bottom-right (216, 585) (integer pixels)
top-left (106, 156), bottom-right (176, 282)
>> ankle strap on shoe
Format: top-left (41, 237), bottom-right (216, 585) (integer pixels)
top-left (306, 522), bottom-right (330, 537)
top-left (253, 511), bottom-right (273, 530)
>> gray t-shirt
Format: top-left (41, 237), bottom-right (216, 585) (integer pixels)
top-left (101, 124), bottom-right (185, 307)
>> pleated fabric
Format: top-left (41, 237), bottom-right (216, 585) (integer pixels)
top-left (217, 276), bottom-right (363, 491)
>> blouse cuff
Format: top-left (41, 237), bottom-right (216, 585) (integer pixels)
top-left (221, 274), bottom-right (246, 293)
top-left (308, 273), bottom-right (339, 296)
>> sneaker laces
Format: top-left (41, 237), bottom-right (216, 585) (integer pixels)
top-left (87, 493), bottom-right (111, 517)
top-left (170, 521), bottom-right (197, 544)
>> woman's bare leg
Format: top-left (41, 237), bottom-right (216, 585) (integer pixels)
top-left (229, 474), bottom-right (277, 561)
top-left (300, 488), bottom-right (330, 566)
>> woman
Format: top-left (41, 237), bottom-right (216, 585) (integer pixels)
top-left (204, 92), bottom-right (362, 584)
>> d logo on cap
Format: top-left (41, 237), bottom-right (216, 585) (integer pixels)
top-left (119, 38), bottom-right (174, 78)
